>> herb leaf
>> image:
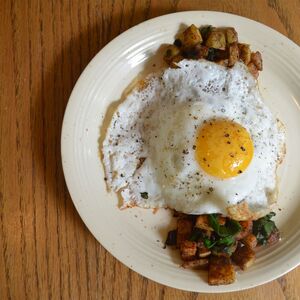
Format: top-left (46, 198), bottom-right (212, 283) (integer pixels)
top-left (226, 219), bottom-right (242, 236)
top-left (217, 235), bottom-right (235, 246)
top-left (140, 192), bottom-right (148, 199)
top-left (204, 238), bottom-right (217, 249)
top-left (208, 214), bottom-right (241, 237)
top-left (200, 25), bottom-right (213, 41)
top-left (253, 212), bottom-right (277, 245)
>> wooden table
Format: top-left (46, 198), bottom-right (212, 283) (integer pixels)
top-left (1, 0), bottom-right (300, 299)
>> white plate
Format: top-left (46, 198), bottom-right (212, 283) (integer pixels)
top-left (61, 11), bottom-right (300, 292)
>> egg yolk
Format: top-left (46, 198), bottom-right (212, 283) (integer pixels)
top-left (195, 120), bottom-right (254, 179)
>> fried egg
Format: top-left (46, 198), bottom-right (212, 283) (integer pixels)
top-left (102, 60), bottom-right (285, 217)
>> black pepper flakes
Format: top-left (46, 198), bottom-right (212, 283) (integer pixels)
top-left (224, 133), bottom-right (229, 137)
top-left (240, 146), bottom-right (246, 151)
top-left (227, 141), bottom-right (231, 144)
top-left (238, 170), bottom-right (243, 174)
top-left (192, 145), bottom-right (196, 150)
top-left (182, 149), bottom-right (189, 154)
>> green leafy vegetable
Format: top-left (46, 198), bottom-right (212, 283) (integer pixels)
top-left (253, 212), bottom-right (277, 245)
top-left (204, 238), bottom-right (217, 249)
top-left (200, 25), bottom-right (213, 40)
top-left (208, 214), bottom-right (241, 237)
top-left (217, 235), bottom-right (235, 246)
top-left (204, 214), bottom-right (241, 254)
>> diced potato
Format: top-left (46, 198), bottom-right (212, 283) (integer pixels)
top-left (181, 24), bottom-right (203, 49)
top-left (177, 218), bottom-right (193, 247)
top-left (193, 44), bottom-right (209, 59)
top-left (225, 27), bottom-right (238, 44)
top-left (236, 220), bottom-right (253, 240)
top-left (182, 258), bottom-right (209, 268)
top-left (218, 216), bottom-right (226, 226)
top-left (163, 45), bottom-right (181, 65)
top-left (231, 245), bottom-right (255, 270)
top-left (228, 42), bottom-right (239, 67)
top-left (247, 62), bottom-right (259, 79)
top-left (180, 240), bottom-right (197, 261)
top-left (208, 256), bottom-right (236, 285)
top-left (205, 30), bottom-right (226, 50)
top-left (242, 233), bottom-right (257, 249)
top-left (251, 51), bottom-right (263, 70)
top-left (195, 215), bottom-right (213, 231)
top-left (238, 43), bottom-right (251, 65)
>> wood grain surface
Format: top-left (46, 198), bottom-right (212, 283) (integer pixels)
top-left (1, 0), bottom-right (300, 299)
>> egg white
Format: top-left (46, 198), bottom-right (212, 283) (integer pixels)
top-left (102, 60), bottom-right (285, 215)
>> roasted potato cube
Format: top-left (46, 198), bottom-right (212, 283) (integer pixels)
top-left (225, 27), bottom-right (238, 44)
top-left (182, 258), bottom-right (209, 269)
top-left (247, 62), bottom-right (259, 79)
top-left (208, 256), bottom-right (236, 285)
top-left (238, 43), bottom-right (251, 65)
top-left (191, 44), bottom-right (209, 59)
top-left (242, 233), bottom-right (257, 249)
top-left (181, 24), bottom-right (203, 49)
top-left (267, 229), bottom-right (280, 245)
top-left (218, 216), bottom-right (226, 226)
top-left (177, 218), bottom-right (193, 247)
top-left (232, 245), bottom-right (255, 270)
top-left (180, 240), bottom-right (197, 261)
top-left (236, 220), bottom-right (253, 240)
top-left (205, 30), bottom-right (226, 50)
top-left (195, 215), bottom-right (212, 231)
top-left (163, 45), bottom-right (181, 65)
top-left (228, 42), bottom-right (239, 67)
top-left (251, 51), bottom-right (263, 70)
